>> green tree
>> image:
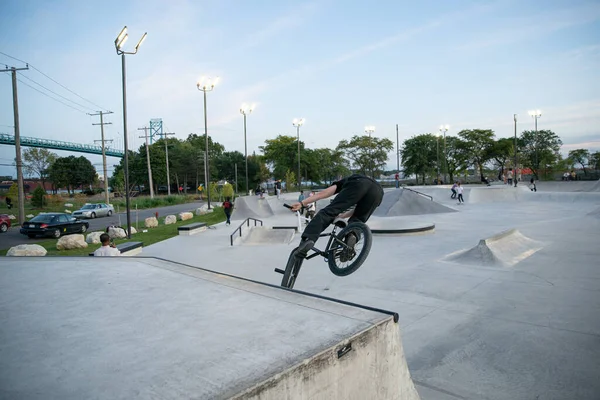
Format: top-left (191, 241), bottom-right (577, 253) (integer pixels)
top-left (487, 138), bottom-right (514, 178)
top-left (445, 136), bottom-right (471, 183)
top-left (400, 134), bottom-right (437, 184)
top-left (215, 151), bottom-right (245, 187)
top-left (568, 149), bottom-right (590, 176)
top-left (457, 129), bottom-right (495, 182)
top-left (31, 185), bottom-right (46, 208)
top-left (7, 183), bottom-right (18, 204)
top-left (22, 148), bottom-right (57, 186)
top-left (48, 156), bottom-right (97, 194)
top-left (589, 151), bottom-right (600, 171)
top-left (518, 129), bottom-right (562, 179)
top-left (260, 135), bottom-right (303, 180)
top-left (222, 182), bottom-right (234, 198)
top-left (284, 169), bottom-right (297, 191)
top-left (337, 135), bottom-right (394, 178)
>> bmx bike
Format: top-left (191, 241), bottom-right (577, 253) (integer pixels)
top-left (275, 204), bottom-right (373, 289)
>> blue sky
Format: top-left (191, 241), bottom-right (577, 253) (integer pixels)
top-left (0, 0), bottom-right (599, 178)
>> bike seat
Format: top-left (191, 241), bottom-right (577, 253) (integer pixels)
top-left (333, 218), bottom-right (347, 228)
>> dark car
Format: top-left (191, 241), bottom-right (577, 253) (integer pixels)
top-left (20, 213), bottom-right (89, 239)
top-left (0, 214), bottom-right (11, 233)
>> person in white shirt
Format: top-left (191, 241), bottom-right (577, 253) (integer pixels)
top-left (94, 233), bottom-right (121, 256)
top-left (456, 182), bottom-right (464, 204)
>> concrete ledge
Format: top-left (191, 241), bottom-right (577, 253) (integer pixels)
top-left (272, 226), bottom-right (299, 232)
top-left (89, 241), bottom-right (143, 257)
top-left (178, 222), bottom-right (207, 236)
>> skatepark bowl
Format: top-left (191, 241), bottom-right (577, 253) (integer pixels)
top-left (2, 180), bottom-right (600, 399)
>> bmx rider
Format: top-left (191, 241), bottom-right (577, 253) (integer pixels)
top-left (290, 174), bottom-right (383, 260)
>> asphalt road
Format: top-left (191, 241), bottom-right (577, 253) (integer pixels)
top-left (0, 202), bottom-right (206, 250)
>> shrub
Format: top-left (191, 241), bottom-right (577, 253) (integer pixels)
top-left (7, 183), bottom-right (18, 203)
top-left (222, 183), bottom-right (234, 199)
top-left (31, 186), bottom-right (46, 208)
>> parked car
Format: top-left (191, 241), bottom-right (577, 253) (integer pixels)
top-left (0, 214), bottom-right (11, 233)
top-left (20, 213), bottom-right (89, 238)
top-left (72, 203), bottom-right (114, 219)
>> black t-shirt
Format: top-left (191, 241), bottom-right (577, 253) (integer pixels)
top-left (331, 174), bottom-right (374, 194)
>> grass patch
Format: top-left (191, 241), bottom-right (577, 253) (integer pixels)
top-left (0, 208), bottom-right (226, 257)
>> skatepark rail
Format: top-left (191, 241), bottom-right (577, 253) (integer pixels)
top-left (231, 217), bottom-right (263, 246)
top-left (401, 186), bottom-right (433, 201)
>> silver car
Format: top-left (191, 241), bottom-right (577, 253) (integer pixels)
top-left (72, 203), bottom-right (115, 219)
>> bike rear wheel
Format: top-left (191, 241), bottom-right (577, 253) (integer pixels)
top-left (327, 222), bottom-right (372, 277)
top-left (281, 247), bottom-right (305, 289)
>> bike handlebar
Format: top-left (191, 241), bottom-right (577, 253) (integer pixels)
top-left (284, 203), bottom-right (307, 211)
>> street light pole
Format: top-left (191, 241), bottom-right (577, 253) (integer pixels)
top-left (115, 26), bottom-right (147, 239)
top-left (439, 125), bottom-right (449, 183)
top-left (365, 126), bottom-right (375, 179)
top-left (293, 118), bottom-right (305, 189)
top-left (197, 76), bottom-right (219, 209)
top-left (436, 134), bottom-right (440, 183)
top-left (514, 114), bottom-right (518, 187)
top-left (240, 104), bottom-right (254, 195)
top-left (528, 110), bottom-right (542, 179)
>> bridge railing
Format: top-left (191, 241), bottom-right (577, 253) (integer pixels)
top-left (0, 133), bottom-right (124, 157)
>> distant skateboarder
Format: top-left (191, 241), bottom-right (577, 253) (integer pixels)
top-left (223, 197), bottom-right (233, 225)
top-left (456, 182), bottom-right (464, 204)
top-left (290, 174), bottom-right (383, 258)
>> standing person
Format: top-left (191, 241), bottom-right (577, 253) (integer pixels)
top-left (395, 172), bottom-right (400, 188)
top-left (5, 197), bottom-right (12, 210)
top-left (529, 177), bottom-right (537, 192)
top-left (94, 233), bottom-right (121, 256)
top-left (275, 180), bottom-right (282, 199)
top-left (290, 174), bottom-right (384, 259)
top-left (507, 169), bottom-right (513, 186)
top-left (222, 197), bottom-right (233, 225)
top-left (450, 182), bottom-right (458, 199)
top-left (456, 182), bottom-right (464, 204)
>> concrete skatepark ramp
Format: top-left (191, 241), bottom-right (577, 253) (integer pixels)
top-left (0, 258), bottom-right (420, 400)
top-left (374, 188), bottom-right (456, 217)
top-left (445, 228), bottom-right (543, 267)
top-left (231, 195), bottom-right (275, 221)
top-left (236, 226), bottom-right (296, 245)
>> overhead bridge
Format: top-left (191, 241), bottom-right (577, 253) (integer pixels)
top-left (0, 132), bottom-right (124, 158)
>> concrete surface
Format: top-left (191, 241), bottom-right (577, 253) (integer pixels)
top-left (141, 183), bottom-right (600, 399)
top-left (374, 189), bottom-right (456, 217)
top-left (0, 257), bottom-right (418, 400)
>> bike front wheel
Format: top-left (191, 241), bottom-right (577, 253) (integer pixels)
top-left (281, 247), bottom-right (305, 289)
top-left (327, 222), bottom-right (373, 277)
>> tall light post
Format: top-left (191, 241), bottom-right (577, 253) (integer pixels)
top-left (365, 126), bottom-right (375, 179)
top-left (514, 114), bottom-right (518, 187)
top-left (436, 133), bottom-right (440, 184)
top-left (439, 124), bottom-right (449, 183)
top-left (115, 26), bottom-right (147, 239)
top-left (240, 104), bottom-right (254, 195)
top-left (197, 76), bottom-right (220, 209)
top-left (528, 110), bottom-right (542, 179)
top-left (293, 118), bottom-right (305, 188)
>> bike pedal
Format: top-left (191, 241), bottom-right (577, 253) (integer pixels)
top-left (274, 268), bottom-right (285, 275)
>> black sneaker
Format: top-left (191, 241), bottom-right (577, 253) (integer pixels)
top-left (296, 239), bottom-right (314, 258)
top-left (340, 233), bottom-right (357, 262)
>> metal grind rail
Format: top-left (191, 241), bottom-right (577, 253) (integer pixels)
top-left (401, 185), bottom-right (433, 201)
top-left (230, 217), bottom-right (263, 246)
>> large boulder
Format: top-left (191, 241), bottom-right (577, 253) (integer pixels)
top-left (130, 226), bottom-right (137, 235)
top-left (8, 215), bottom-right (16, 220)
top-left (64, 210), bottom-right (72, 214)
top-left (108, 227), bottom-right (126, 239)
top-left (145, 217), bottom-right (158, 228)
top-left (196, 206), bottom-right (213, 215)
top-left (64, 203), bottom-right (73, 208)
top-left (26, 214), bottom-right (34, 218)
top-left (178, 212), bottom-right (193, 221)
top-left (7, 244), bottom-right (47, 256)
top-left (86, 231), bottom-right (104, 244)
top-left (164, 215), bottom-right (177, 225)
top-left (56, 234), bottom-right (88, 250)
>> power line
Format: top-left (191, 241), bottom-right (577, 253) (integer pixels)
top-left (20, 73), bottom-right (95, 112)
top-left (0, 51), bottom-right (108, 111)
top-left (16, 77), bottom-right (88, 114)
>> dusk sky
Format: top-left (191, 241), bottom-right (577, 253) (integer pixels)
top-left (1, 0), bottom-right (599, 178)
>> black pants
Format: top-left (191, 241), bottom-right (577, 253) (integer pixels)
top-left (451, 189), bottom-right (456, 199)
top-left (224, 210), bottom-right (231, 223)
top-left (458, 193), bottom-right (464, 203)
top-left (302, 176), bottom-right (383, 243)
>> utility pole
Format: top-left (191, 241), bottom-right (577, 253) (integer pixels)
top-left (234, 163), bottom-right (238, 194)
top-left (514, 114), bottom-right (518, 187)
top-left (89, 111), bottom-right (114, 205)
top-left (2, 64), bottom-right (29, 225)
top-left (396, 124), bottom-right (400, 173)
top-left (162, 131), bottom-right (176, 195)
top-left (138, 126), bottom-right (155, 198)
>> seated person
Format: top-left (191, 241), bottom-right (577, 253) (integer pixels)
top-left (94, 233), bottom-right (121, 257)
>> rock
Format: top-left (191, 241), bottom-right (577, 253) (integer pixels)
top-left (213, 202), bottom-right (223, 208)
top-left (130, 227), bottom-right (137, 235)
top-left (7, 244), bottom-right (47, 256)
top-left (8, 215), bottom-right (16, 220)
top-left (164, 215), bottom-right (177, 225)
top-left (64, 210), bottom-right (72, 214)
top-left (178, 212), bottom-right (193, 221)
top-left (196, 206), bottom-right (213, 215)
top-left (86, 231), bottom-right (104, 244)
top-left (56, 234), bottom-right (88, 250)
top-left (26, 214), bottom-right (34, 218)
top-left (108, 227), bottom-right (126, 239)
top-left (65, 203), bottom-right (73, 207)
top-left (145, 217), bottom-right (158, 228)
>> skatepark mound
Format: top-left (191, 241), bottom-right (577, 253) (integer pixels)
top-left (236, 226), bottom-right (295, 245)
top-left (374, 188), bottom-right (456, 217)
top-left (231, 196), bottom-right (274, 220)
top-left (444, 229), bottom-right (543, 267)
